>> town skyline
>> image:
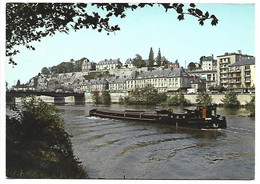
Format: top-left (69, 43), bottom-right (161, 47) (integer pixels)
top-left (4, 3), bottom-right (255, 87)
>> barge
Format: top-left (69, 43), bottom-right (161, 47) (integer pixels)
top-left (89, 105), bottom-right (227, 129)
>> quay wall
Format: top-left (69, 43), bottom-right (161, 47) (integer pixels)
top-left (13, 93), bottom-right (254, 106)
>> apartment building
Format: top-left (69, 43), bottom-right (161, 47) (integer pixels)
top-left (187, 70), bottom-right (217, 90)
top-left (228, 57), bottom-right (255, 93)
top-left (96, 58), bottom-right (123, 71)
top-left (126, 68), bottom-right (192, 93)
top-left (201, 55), bottom-right (217, 71)
top-left (217, 50), bottom-right (253, 88)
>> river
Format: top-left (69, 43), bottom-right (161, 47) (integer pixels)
top-left (57, 104), bottom-right (255, 179)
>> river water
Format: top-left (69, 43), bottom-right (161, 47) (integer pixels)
top-left (57, 104), bottom-right (255, 180)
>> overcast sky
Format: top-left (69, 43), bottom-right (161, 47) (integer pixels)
top-left (4, 2), bottom-right (255, 87)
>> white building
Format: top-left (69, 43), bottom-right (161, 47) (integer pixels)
top-left (126, 68), bottom-right (192, 93)
top-left (201, 55), bottom-right (217, 71)
top-left (96, 58), bottom-right (123, 71)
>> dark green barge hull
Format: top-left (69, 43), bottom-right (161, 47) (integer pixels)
top-left (89, 108), bottom-right (227, 129)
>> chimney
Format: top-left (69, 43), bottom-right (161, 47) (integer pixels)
top-left (238, 50), bottom-right (242, 54)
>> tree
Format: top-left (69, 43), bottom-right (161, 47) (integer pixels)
top-left (41, 67), bottom-right (51, 75)
top-left (92, 92), bottom-right (101, 104)
top-left (148, 47), bottom-right (155, 67)
top-left (101, 91), bottom-right (111, 105)
top-left (156, 48), bottom-right (162, 66)
top-left (196, 92), bottom-right (212, 105)
top-left (245, 96), bottom-right (255, 117)
top-left (167, 93), bottom-right (190, 106)
top-left (132, 54), bottom-right (146, 68)
top-left (6, 97), bottom-right (87, 178)
top-left (187, 62), bottom-right (196, 70)
top-left (16, 79), bottom-right (21, 87)
top-left (221, 90), bottom-right (240, 107)
top-left (6, 3), bottom-right (218, 65)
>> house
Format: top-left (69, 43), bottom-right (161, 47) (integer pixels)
top-left (187, 70), bottom-right (217, 91)
top-left (96, 58), bottom-right (122, 71)
top-left (126, 68), bottom-right (192, 93)
top-left (217, 50), bottom-right (253, 88)
top-left (201, 55), bottom-right (217, 71)
top-left (228, 57), bottom-right (255, 93)
top-left (82, 59), bottom-right (96, 72)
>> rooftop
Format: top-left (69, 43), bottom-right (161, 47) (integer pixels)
top-left (229, 57), bottom-right (255, 67)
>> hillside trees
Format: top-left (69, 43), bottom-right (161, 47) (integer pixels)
top-left (41, 67), bottom-right (51, 75)
top-left (132, 54), bottom-right (146, 68)
top-left (148, 47), bottom-right (155, 67)
top-left (156, 48), bottom-right (162, 66)
top-left (6, 3), bottom-right (218, 65)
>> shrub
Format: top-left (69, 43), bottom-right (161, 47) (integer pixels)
top-left (101, 91), bottom-right (111, 105)
top-left (6, 97), bottom-right (87, 178)
top-left (245, 96), bottom-right (255, 117)
top-left (167, 93), bottom-right (191, 106)
top-left (196, 92), bottom-right (212, 105)
top-left (221, 90), bottom-right (240, 107)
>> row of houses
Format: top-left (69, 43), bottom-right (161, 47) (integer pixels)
top-left (77, 50), bottom-right (255, 94)
top-left (74, 68), bottom-right (193, 93)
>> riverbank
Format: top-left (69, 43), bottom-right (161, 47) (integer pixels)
top-left (13, 93), bottom-right (254, 106)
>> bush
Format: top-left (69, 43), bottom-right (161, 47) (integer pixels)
top-left (221, 90), bottom-right (240, 107)
top-left (92, 92), bottom-right (101, 104)
top-left (196, 92), bottom-right (212, 105)
top-left (6, 97), bottom-right (87, 178)
top-left (166, 93), bottom-right (191, 106)
top-left (123, 85), bottom-right (165, 105)
top-left (245, 96), bottom-right (255, 117)
top-left (101, 91), bottom-right (111, 105)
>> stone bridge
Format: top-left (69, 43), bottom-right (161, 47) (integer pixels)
top-left (6, 91), bottom-right (85, 105)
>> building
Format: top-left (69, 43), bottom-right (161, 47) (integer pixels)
top-left (201, 55), bottom-right (217, 71)
top-left (217, 50), bottom-right (253, 88)
top-left (108, 76), bottom-right (127, 92)
top-left (125, 58), bottom-right (135, 68)
top-left (82, 59), bottom-right (96, 72)
top-left (190, 76), bottom-right (206, 93)
top-left (96, 58), bottom-right (123, 71)
top-left (168, 60), bottom-right (180, 69)
top-left (187, 70), bottom-right (217, 91)
top-left (75, 78), bottom-right (108, 92)
top-left (228, 57), bottom-right (255, 93)
top-left (126, 68), bottom-right (192, 93)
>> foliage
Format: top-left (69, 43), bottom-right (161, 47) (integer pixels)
top-left (6, 97), bottom-right (87, 178)
top-left (221, 90), bottom-right (240, 107)
top-left (196, 92), bottom-right (212, 105)
top-left (83, 71), bottom-right (114, 80)
top-left (124, 85), bottom-right (166, 105)
top-left (74, 58), bottom-right (87, 72)
top-left (209, 85), bottom-right (226, 92)
top-left (148, 47), bottom-right (155, 67)
top-left (161, 56), bottom-right (170, 68)
top-left (118, 96), bottom-right (124, 105)
top-left (245, 96), bottom-right (255, 117)
top-left (132, 54), bottom-right (146, 68)
top-left (16, 79), bottom-right (21, 87)
top-left (187, 62), bottom-right (196, 70)
top-left (92, 92), bottom-right (101, 104)
top-left (7, 3), bottom-right (218, 65)
top-left (156, 48), bottom-right (162, 66)
top-left (166, 93), bottom-right (191, 106)
top-left (41, 67), bottom-right (51, 75)
top-left (101, 91), bottom-right (111, 105)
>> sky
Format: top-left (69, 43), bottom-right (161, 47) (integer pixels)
top-left (3, 2), bottom-right (255, 87)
